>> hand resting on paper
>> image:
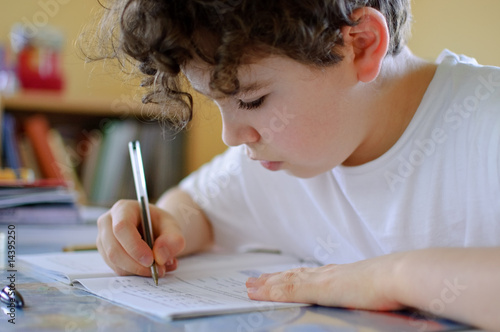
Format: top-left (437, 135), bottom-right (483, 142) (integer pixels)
top-left (246, 247), bottom-right (500, 332)
top-left (246, 252), bottom-right (402, 311)
top-left (96, 199), bottom-right (185, 277)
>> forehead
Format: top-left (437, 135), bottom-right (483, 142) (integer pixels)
top-left (182, 56), bottom-right (318, 99)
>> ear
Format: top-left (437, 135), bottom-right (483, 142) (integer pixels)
top-left (340, 7), bottom-right (390, 83)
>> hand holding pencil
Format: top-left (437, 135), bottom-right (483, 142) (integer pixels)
top-left (95, 142), bottom-right (185, 282)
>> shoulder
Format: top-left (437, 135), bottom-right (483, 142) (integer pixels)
top-left (435, 50), bottom-right (500, 101)
top-left (432, 51), bottom-right (500, 185)
top-left (420, 50), bottom-right (500, 131)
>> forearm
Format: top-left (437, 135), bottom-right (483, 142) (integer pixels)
top-left (156, 187), bottom-right (214, 256)
top-left (392, 247), bottom-right (500, 331)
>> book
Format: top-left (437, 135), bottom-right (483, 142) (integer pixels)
top-left (0, 203), bottom-right (81, 224)
top-left (17, 251), bottom-right (470, 331)
top-left (1, 112), bottom-right (22, 175)
top-left (23, 114), bottom-right (65, 180)
top-left (0, 179), bottom-right (81, 223)
top-left (84, 119), bottom-right (186, 206)
top-left (79, 128), bottom-right (103, 201)
top-left (150, 128), bottom-right (185, 200)
top-left (116, 122), bottom-right (185, 201)
top-left (47, 128), bottom-right (87, 204)
top-left (0, 184), bottom-right (74, 208)
top-left (17, 135), bottom-right (42, 179)
top-left (90, 119), bottom-right (139, 205)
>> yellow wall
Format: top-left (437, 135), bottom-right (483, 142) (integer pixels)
top-left (0, 1), bottom-right (132, 98)
top-left (184, 95), bottom-right (225, 174)
top-left (409, 0), bottom-right (500, 66)
top-left (1, 1), bottom-right (499, 175)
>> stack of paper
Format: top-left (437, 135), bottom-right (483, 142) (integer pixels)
top-left (0, 179), bottom-right (81, 223)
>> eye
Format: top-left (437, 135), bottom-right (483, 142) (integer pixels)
top-left (238, 96), bottom-right (266, 110)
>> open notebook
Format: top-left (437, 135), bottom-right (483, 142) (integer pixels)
top-left (18, 251), bottom-right (471, 331)
top-left (18, 251), bottom-right (313, 320)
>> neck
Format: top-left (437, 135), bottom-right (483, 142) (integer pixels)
top-left (342, 47), bottom-right (438, 166)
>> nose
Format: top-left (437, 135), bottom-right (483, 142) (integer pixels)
top-left (221, 114), bottom-right (260, 147)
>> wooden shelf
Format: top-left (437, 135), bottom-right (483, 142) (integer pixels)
top-left (1, 91), bottom-right (157, 118)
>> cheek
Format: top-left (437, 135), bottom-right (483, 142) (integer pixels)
top-left (278, 116), bottom-right (347, 162)
top-left (254, 104), bottom-right (300, 144)
top-left (258, 122), bottom-right (291, 144)
top-left (267, 124), bottom-right (317, 157)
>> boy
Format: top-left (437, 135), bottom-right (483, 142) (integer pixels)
top-left (91, 1), bottom-right (500, 330)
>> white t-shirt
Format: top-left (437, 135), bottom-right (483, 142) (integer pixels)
top-left (180, 50), bottom-right (500, 264)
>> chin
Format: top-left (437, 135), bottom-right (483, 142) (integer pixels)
top-left (284, 168), bottom-right (328, 179)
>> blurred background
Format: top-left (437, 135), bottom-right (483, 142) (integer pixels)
top-left (0, 0), bottom-right (226, 180)
top-left (0, 0), bottom-right (499, 249)
top-left (0, 0), bottom-right (499, 203)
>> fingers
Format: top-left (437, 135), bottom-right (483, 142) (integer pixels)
top-left (151, 209), bottom-right (186, 266)
top-left (246, 267), bottom-right (320, 304)
top-left (97, 204), bottom-right (153, 277)
top-left (246, 262), bottom-right (404, 312)
top-left (113, 201), bottom-right (157, 265)
top-left (97, 199), bottom-right (185, 278)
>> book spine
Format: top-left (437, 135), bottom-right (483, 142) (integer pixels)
top-left (79, 129), bottom-right (103, 202)
top-left (1, 112), bottom-right (22, 177)
top-left (23, 114), bottom-right (65, 180)
top-left (17, 135), bottom-right (42, 179)
top-left (90, 119), bottom-right (139, 206)
top-left (47, 129), bottom-right (88, 204)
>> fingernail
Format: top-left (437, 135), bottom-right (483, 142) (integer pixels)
top-left (247, 277), bottom-right (258, 284)
top-left (139, 254), bottom-right (152, 267)
top-left (157, 265), bottom-right (165, 278)
top-left (157, 246), bottom-right (170, 264)
top-left (166, 259), bottom-right (174, 266)
top-left (247, 287), bottom-right (259, 294)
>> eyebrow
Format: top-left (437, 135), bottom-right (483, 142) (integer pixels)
top-left (237, 80), bottom-right (272, 96)
top-left (193, 80), bottom-right (272, 100)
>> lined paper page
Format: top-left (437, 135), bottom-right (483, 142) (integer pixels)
top-left (74, 262), bottom-right (308, 320)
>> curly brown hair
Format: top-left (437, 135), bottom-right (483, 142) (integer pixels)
top-left (83, 0), bottom-right (412, 130)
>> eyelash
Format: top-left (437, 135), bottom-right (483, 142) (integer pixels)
top-left (238, 96), bottom-right (266, 110)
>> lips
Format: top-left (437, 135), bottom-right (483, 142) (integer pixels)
top-left (246, 148), bottom-right (283, 171)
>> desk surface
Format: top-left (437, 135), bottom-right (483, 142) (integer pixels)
top-left (0, 267), bottom-right (483, 332)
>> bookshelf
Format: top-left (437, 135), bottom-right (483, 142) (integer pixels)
top-left (0, 91), bottom-right (186, 207)
top-left (1, 91), bottom-right (155, 116)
